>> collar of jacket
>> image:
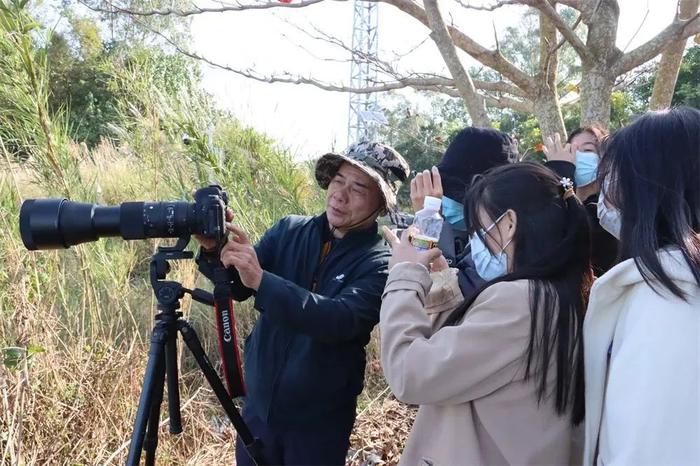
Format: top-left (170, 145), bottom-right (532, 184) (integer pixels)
top-left (313, 212), bottom-right (379, 243)
top-left (592, 247), bottom-right (696, 296)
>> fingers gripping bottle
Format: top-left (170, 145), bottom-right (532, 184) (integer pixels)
top-left (411, 196), bottom-right (443, 251)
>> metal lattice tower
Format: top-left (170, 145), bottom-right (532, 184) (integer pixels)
top-left (347, 0), bottom-right (379, 145)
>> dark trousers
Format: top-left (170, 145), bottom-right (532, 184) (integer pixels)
top-left (235, 409), bottom-right (355, 466)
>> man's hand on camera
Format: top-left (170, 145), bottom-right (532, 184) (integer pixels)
top-left (194, 207), bottom-right (234, 251)
top-left (221, 223), bottom-right (263, 291)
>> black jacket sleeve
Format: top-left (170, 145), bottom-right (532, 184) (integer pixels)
top-left (252, 259), bottom-right (387, 343)
top-left (544, 160), bottom-right (576, 185)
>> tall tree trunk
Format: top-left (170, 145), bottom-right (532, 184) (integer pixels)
top-left (579, 65), bottom-right (614, 127)
top-left (650, 0), bottom-right (700, 110)
top-left (533, 89), bottom-right (566, 139)
top-left (578, 0), bottom-right (620, 129)
top-left (424, 0), bottom-right (491, 127)
top-left (535, 4), bottom-right (566, 139)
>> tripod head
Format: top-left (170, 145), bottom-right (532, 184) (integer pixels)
top-left (150, 236), bottom-right (215, 312)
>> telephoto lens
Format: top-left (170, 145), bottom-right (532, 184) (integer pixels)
top-left (19, 185), bottom-right (228, 250)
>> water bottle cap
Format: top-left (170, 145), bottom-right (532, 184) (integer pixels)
top-left (423, 196), bottom-right (442, 211)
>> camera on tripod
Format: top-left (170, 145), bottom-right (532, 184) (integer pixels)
top-left (19, 185), bottom-right (229, 250)
top-left (18, 184), bottom-right (265, 466)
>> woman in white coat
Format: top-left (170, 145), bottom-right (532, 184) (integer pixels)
top-left (584, 106), bottom-right (700, 465)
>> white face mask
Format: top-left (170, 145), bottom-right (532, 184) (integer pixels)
top-left (597, 188), bottom-right (621, 240)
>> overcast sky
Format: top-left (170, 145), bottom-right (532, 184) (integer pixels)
top-left (191, 0), bottom-right (681, 159)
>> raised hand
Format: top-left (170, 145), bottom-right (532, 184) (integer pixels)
top-left (543, 133), bottom-right (575, 164)
top-left (410, 166), bottom-right (443, 212)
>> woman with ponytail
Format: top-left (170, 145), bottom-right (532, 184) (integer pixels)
top-left (380, 162), bottom-right (592, 465)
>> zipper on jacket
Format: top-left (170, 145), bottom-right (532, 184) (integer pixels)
top-left (267, 222), bottom-right (330, 423)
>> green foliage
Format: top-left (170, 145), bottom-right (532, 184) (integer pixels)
top-left (0, 0), bottom-right (80, 197)
top-left (47, 29), bottom-right (121, 148)
top-left (633, 46), bottom-right (700, 110)
top-left (379, 94), bottom-right (469, 208)
top-left (96, 0), bottom-right (192, 46)
top-left (1, 6), bottom-right (322, 461)
top-left (380, 83), bottom-right (645, 171)
top-left (2, 343), bottom-right (44, 371)
top-left (471, 7), bottom-right (582, 98)
top-left (45, 10), bottom-right (202, 148)
top-left (672, 46), bottom-right (700, 108)
top-left (1, 0), bottom-right (321, 341)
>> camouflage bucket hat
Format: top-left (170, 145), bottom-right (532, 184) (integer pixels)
top-left (315, 141), bottom-right (410, 213)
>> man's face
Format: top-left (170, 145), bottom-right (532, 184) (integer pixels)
top-left (326, 162), bottom-right (382, 235)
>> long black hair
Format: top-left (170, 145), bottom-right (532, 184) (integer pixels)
top-left (445, 162), bottom-right (592, 425)
top-left (598, 106), bottom-right (700, 299)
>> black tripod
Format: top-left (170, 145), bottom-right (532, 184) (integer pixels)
top-left (125, 238), bottom-right (265, 466)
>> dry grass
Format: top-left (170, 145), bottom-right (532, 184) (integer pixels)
top-left (0, 136), bottom-right (414, 465)
top-left (0, 8), bottom-right (411, 459)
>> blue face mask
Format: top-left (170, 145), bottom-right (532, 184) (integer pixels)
top-left (575, 151), bottom-right (599, 187)
top-left (469, 213), bottom-right (511, 281)
top-left (441, 196), bottom-right (466, 230)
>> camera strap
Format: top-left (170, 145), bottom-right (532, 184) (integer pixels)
top-left (212, 270), bottom-right (246, 398)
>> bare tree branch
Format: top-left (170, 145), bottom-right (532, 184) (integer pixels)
top-left (130, 13), bottom-right (530, 117)
top-left (546, 11), bottom-right (583, 65)
top-left (372, 0), bottom-right (537, 93)
top-left (556, 0), bottom-right (584, 9)
top-left (620, 5), bottom-right (650, 53)
top-left (424, 0), bottom-right (491, 126)
top-left (274, 15), bottom-right (526, 99)
top-left (483, 94), bottom-right (534, 112)
top-left (472, 79), bottom-right (527, 96)
top-left (278, 18), bottom-right (402, 77)
top-left (538, 4), bottom-right (559, 90)
top-left (453, 0), bottom-right (521, 11)
top-left (613, 11), bottom-right (700, 75)
top-left (81, 0), bottom-right (330, 18)
top-left (532, 0), bottom-right (592, 62)
top-left (155, 29), bottom-right (522, 103)
top-left (612, 61), bottom-right (655, 91)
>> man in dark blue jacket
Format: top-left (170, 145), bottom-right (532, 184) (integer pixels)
top-left (198, 142), bottom-right (409, 465)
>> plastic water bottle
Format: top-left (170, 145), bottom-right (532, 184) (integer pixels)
top-left (411, 196), bottom-right (443, 251)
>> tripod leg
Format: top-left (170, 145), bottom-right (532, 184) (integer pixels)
top-left (177, 320), bottom-right (267, 466)
top-left (126, 325), bottom-right (168, 466)
top-left (143, 354), bottom-right (166, 466)
top-left (165, 328), bottom-right (183, 434)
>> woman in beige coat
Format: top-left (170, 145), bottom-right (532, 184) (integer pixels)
top-left (381, 163), bottom-right (592, 465)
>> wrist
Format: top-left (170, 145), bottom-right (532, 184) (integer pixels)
top-left (250, 268), bottom-right (264, 291)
